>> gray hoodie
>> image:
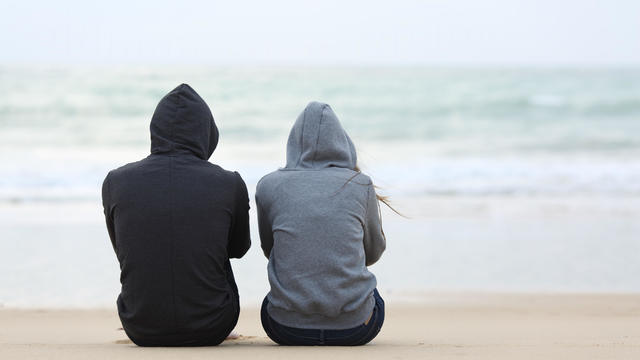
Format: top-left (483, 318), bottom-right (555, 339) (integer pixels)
top-left (255, 102), bottom-right (386, 329)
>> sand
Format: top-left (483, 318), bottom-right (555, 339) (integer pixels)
top-left (1, 293), bottom-right (639, 359)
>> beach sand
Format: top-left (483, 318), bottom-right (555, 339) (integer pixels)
top-left (1, 293), bottom-right (639, 359)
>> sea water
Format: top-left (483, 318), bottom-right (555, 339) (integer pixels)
top-left (1, 66), bottom-right (639, 307)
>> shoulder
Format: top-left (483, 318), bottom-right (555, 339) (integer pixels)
top-left (255, 170), bottom-right (285, 198)
top-left (334, 169), bottom-right (373, 189)
top-left (351, 171), bottom-right (373, 186)
top-left (201, 162), bottom-right (243, 182)
top-left (339, 171), bottom-right (374, 202)
top-left (256, 170), bottom-right (280, 187)
top-left (104, 159), bottom-right (146, 183)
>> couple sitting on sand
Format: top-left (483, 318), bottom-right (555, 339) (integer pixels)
top-left (101, 84), bottom-right (388, 347)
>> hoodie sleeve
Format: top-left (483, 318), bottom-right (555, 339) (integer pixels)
top-left (228, 172), bottom-right (251, 259)
top-left (101, 173), bottom-right (117, 253)
top-left (363, 182), bottom-right (386, 266)
top-left (255, 180), bottom-right (274, 258)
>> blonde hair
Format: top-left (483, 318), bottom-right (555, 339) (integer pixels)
top-left (353, 165), bottom-right (404, 217)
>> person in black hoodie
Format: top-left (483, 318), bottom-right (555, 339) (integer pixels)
top-left (101, 84), bottom-right (251, 346)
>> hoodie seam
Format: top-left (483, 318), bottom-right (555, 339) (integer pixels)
top-left (311, 104), bottom-right (327, 168)
top-left (169, 156), bottom-right (178, 329)
top-left (295, 107), bottom-right (308, 168)
top-left (364, 183), bottom-right (371, 222)
top-left (170, 88), bottom-right (181, 153)
top-left (169, 89), bottom-right (181, 329)
top-left (228, 171), bottom-right (240, 257)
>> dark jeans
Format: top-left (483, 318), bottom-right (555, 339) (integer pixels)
top-left (261, 289), bottom-right (385, 346)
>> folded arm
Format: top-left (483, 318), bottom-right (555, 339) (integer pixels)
top-left (363, 183), bottom-right (386, 266)
top-left (255, 180), bottom-right (274, 258)
top-left (102, 173), bottom-right (117, 253)
top-left (228, 172), bottom-right (251, 259)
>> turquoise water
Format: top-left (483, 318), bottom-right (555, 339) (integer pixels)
top-left (1, 66), bottom-right (640, 306)
top-left (1, 66), bottom-right (640, 201)
top-left (3, 67), bottom-right (640, 149)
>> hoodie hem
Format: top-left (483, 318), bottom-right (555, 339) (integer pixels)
top-left (122, 304), bottom-right (239, 347)
top-left (266, 294), bottom-right (375, 330)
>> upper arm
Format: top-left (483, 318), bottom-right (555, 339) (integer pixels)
top-left (255, 179), bottom-right (274, 259)
top-left (227, 172), bottom-right (251, 259)
top-left (102, 172), bottom-right (117, 252)
top-left (363, 181), bottom-right (386, 266)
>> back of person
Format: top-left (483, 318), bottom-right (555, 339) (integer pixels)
top-left (101, 84), bottom-right (250, 346)
top-left (256, 102), bottom-right (386, 345)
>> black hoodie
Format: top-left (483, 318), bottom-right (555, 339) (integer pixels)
top-left (101, 84), bottom-right (251, 346)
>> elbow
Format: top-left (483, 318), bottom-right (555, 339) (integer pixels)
top-left (365, 243), bottom-right (386, 266)
top-left (229, 240), bottom-right (251, 259)
top-left (365, 252), bottom-right (382, 267)
top-left (261, 244), bottom-right (272, 259)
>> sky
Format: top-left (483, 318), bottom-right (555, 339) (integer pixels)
top-left (1, 0), bottom-right (639, 66)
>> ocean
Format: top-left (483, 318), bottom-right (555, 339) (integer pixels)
top-left (1, 65), bottom-right (639, 307)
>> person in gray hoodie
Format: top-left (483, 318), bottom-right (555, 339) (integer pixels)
top-left (255, 101), bottom-right (386, 346)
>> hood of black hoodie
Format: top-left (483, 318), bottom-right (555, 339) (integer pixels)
top-left (150, 84), bottom-right (219, 160)
top-left (285, 101), bottom-right (357, 170)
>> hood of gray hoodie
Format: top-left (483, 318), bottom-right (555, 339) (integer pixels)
top-left (285, 102), bottom-right (357, 170)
